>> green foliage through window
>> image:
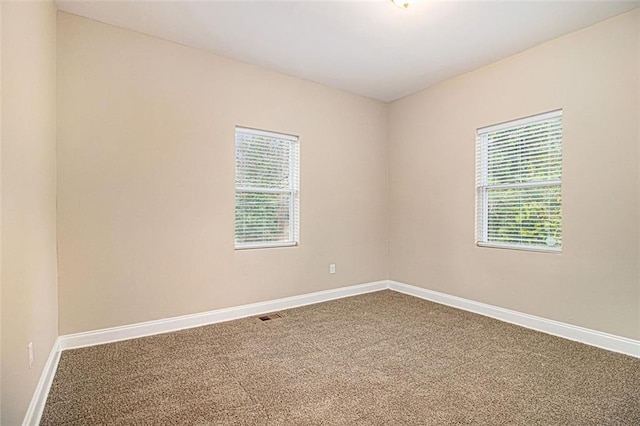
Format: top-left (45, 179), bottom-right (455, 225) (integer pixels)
top-left (476, 111), bottom-right (563, 251)
top-left (235, 128), bottom-right (299, 249)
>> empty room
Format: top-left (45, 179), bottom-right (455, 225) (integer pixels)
top-left (2, 0), bottom-right (640, 424)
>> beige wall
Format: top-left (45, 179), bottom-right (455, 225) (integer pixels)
top-left (389, 10), bottom-right (640, 340)
top-left (0, 4), bottom-right (637, 423)
top-left (1, 1), bottom-right (58, 424)
top-left (56, 12), bottom-right (389, 335)
top-left (57, 10), bottom-right (640, 340)
top-left (0, 7), bottom-right (636, 422)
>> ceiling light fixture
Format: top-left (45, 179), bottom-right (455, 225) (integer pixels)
top-left (391, 0), bottom-right (414, 9)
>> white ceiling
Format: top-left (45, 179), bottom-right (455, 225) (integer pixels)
top-left (55, 0), bottom-right (640, 102)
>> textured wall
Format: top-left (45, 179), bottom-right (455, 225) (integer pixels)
top-left (1, 1), bottom-right (58, 423)
top-left (389, 10), bottom-right (640, 340)
top-left (56, 12), bottom-right (389, 335)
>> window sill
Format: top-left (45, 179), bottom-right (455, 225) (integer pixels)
top-left (235, 242), bottom-right (298, 251)
top-left (476, 242), bottom-right (561, 254)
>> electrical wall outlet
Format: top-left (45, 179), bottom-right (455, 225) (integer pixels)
top-left (329, 264), bottom-right (336, 274)
top-left (28, 342), bottom-right (34, 369)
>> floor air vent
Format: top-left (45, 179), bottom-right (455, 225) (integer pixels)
top-left (259, 313), bottom-right (282, 321)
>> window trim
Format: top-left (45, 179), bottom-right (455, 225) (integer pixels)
top-left (477, 109), bottom-right (562, 135)
top-left (234, 126), bottom-right (300, 250)
top-left (476, 242), bottom-right (562, 254)
top-left (475, 109), bottom-right (563, 253)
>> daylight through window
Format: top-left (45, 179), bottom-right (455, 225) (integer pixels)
top-left (235, 127), bottom-right (299, 249)
top-left (475, 110), bottom-right (563, 252)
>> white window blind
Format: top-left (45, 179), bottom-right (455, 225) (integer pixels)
top-left (235, 127), bottom-right (299, 249)
top-left (475, 110), bottom-right (563, 252)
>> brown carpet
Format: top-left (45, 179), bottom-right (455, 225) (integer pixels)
top-left (41, 290), bottom-right (640, 425)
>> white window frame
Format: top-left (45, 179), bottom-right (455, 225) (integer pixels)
top-left (475, 110), bottom-right (563, 253)
top-left (235, 126), bottom-right (299, 250)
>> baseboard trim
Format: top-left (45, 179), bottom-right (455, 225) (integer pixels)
top-left (388, 280), bottom-right (640, 358)
top-left (30, 278), bottom-right (638, 424)
top-left (59, 280), bottom-right (388, 350)
top-left (22, 337), bottom-right (61, 426)
top-left (58, 279), bottom-right (640, 357)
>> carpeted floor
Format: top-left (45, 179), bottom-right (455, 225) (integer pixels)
top-left (41, 290), bottom-right (640, 425)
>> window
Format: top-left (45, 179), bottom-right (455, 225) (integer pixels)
top-left (235, 127), bottom-right (299, 249)
top-left (475, 110), bottom-right (563, 252)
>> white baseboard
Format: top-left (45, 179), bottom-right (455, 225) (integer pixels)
top-left (59, 280), bottom-right (388, 350)
top-left (28, 278), bottom-right (638, 424)
top-left (388, 280), bottom-right (640, 358)
top-left (58, 279), bottom-right (640, 356)
top-left (22, 338), bottom-right (61, 426)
